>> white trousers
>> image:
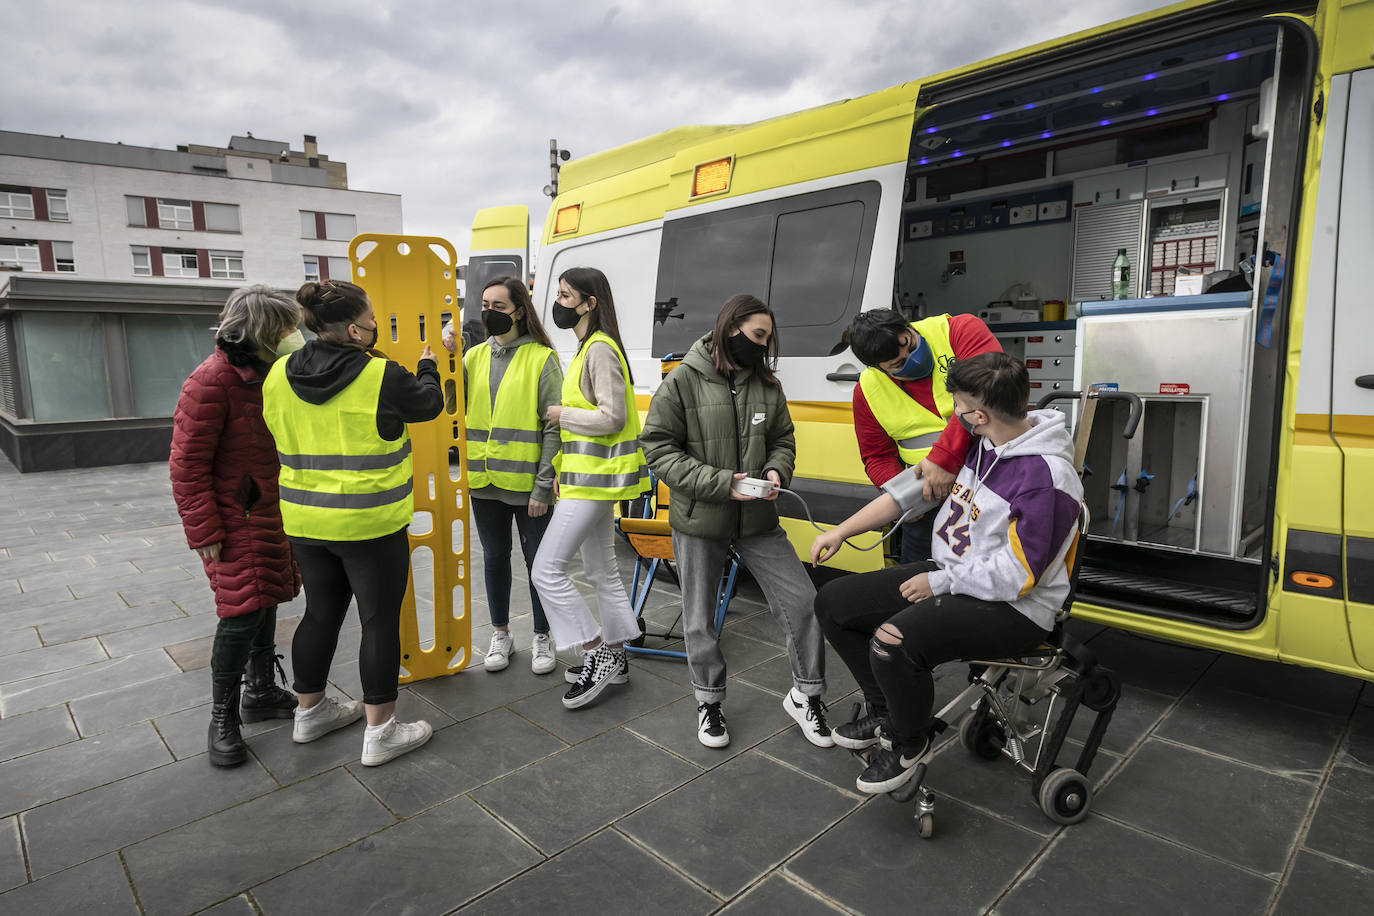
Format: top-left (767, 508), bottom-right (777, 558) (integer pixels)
top-left (530, 498), bottom-right (642, 649)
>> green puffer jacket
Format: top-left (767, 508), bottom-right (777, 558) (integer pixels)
top-left (640, 335), bottom-right (796, 540)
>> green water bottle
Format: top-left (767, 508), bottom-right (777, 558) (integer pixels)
top-left (1111, 248), bottom-right (1131, 300)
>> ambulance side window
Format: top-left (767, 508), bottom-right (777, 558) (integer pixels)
top-left (653, 181), bottom-right (879, 357)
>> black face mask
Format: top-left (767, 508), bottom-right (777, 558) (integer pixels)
top-left (551, 303), bottom-right (582, 329)
top-left (727, 332), bottom-right (768, 369)
top-left (481, 309), bottom-right (515, 336)
top-left (957, 408), bottom-right (980, 433)
top-left (354, 321), bottom-right (378, 350)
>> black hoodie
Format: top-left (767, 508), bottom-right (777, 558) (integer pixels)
top-left (282, 339), bottom-right (443, 440)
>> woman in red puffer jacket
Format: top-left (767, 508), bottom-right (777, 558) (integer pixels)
top-left (170, 284), bottom-right (305, 767)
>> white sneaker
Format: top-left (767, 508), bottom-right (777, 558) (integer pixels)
top-left (531, 633), bottom-right (556, 675)
top-left (484, 630), bottom-right (513, 672)
top-left (292, 696), bottom-right (364, 744)
top-left (360, 717), bottom-right (433, 766)
top-left (697, 701), bottom-right (729, 749)
top-left (784, 688), bottom-right (835, 748)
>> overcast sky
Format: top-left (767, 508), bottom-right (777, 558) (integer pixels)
top-left (5, 0), bottom-right (1174, 257)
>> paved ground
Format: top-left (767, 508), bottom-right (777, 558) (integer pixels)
top-left (2, 457), bottom-right (1373, 915)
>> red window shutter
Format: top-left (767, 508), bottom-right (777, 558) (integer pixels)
top-left (318, 255), bottom-right (330, 280)
top-left (37, 240), bottom-right (54, 272)
top-left (150, 246), bottom-right (164, 276)
top-left (198, 250), bottom-right (211, 278)
top-left (192, 201), bottom-right (206, 231)
top-left (31, 188), bottom-right (49, 222)
top-left (314, 212), bottom-right (326, 240)
top-left (144, 198), bottom-right (159, 229)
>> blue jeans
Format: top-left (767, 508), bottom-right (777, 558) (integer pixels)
top-left (470, 497), bottom-right (552, 633)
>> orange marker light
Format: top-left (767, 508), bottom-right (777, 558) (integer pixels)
top-left (692, 157), bottom-right (734, 198)
top-left (1290, 572), bottom-right (1335, 589)
top-left (554, 204), bottom-right (581, 236)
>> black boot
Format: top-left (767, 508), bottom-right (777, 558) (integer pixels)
top-left (241, 649), bottom-right (298, 723)
top-left (208, 680), bottom-right (247, 767)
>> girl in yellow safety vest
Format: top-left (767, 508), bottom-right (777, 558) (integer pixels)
top-left (531, 267), bottom-right (650, 710)
top-left (445, 277), bottom-right (564, 676)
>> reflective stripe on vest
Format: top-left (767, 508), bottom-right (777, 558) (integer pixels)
top-left (262, 355), bottom-right (414, 540)
top-left (557, 331), bottom-right (649, 501)
top-left (462, 341), bottom-right (552, 492)
top-left (857, 314), bottom-right (957, 467)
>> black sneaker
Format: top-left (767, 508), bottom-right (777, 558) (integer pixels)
top-left (856, 737), bottom-right (930, 795)
top-left (696, 701), bottom-right (729, 748)
top-left (562, 645), bottom-right (624, 710)
top-left (564, 653), bottom-right (629, 685)
top-left (833, 711), bottom-right (886, 750)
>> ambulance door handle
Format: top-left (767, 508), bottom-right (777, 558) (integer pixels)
top-left (826, 372), bottom-right (861, 383)
top-left (1356, 375), bottom-right (1374, 389)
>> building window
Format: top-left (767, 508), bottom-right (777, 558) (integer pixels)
top-left (209, 250), bottom-right (244, 280)
top-left (131, 245), bottom-right (152, 276)
top-left (203, 202), bottom-right (240, 233)
top-left (163, 248), bottom-right (199, 278)
top-left (0, 240), bottom-right (41, 272)
top-left (126, 196), bottom-right (147, 227)
top-left (327, 256), bottom-right (351, 280)
top-left (324, 212), bottom-right (357, 241)
top-left (22, 312), bottom-right (111, 421)
top-left (299, 210), bottom-right (317, 238)
top-left (46, 190), bottom-right (70, 222)
top-left (157, 199), bottom-right (194, 230)
top-left (303, 255), bottom-right (320, 281)
top-left (123, 315), bottom-right (214, 417)
top-left (53, 241), bottom-right (75, 272)
top-left (0, 189), bottom-right (35, 220)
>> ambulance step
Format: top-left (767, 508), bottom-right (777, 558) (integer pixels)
top-left (1076, 568), bottom-right (1257, 619)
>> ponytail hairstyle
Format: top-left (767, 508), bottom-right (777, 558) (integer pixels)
top-left (296, 279), bottom-right (370, 341)
top-left (559, 266), bottom-right (634, 384)
top-left (483, 276), bottom-right (553, 350)
top-left (711, 293), bottom-right (779, 385)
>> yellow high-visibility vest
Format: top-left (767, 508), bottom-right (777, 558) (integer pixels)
top-left (263, 356), bottom-right (414, 540)
top-left (857, 314), bottom-right (957, 468)
top-left (557, 331), bottom-right (649, 501)
top-left (464, 341), bottom-right (554, 492)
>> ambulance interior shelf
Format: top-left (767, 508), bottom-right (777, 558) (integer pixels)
top-left (1075, 289), bottom-right (1250, 316)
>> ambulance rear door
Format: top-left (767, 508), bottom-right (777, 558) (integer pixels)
top-left (467, 206), bottom-right (530, 313)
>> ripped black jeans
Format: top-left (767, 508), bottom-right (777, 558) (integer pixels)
top-left (813, 561), bottom-right (1046, 750)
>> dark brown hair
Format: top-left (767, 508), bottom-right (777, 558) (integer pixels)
top-left (711, 293), bottom-right (779, 385)
top-left (559, 266), bottom-right (634, 384)
top-left (296, 279), bottom-right (369, 334)
top-left (846, 308), bottom-right (911, 367)
top-left (482, 276), bottom-right (553, 350)
top-left (945, 352), bottom-right (1030, 420)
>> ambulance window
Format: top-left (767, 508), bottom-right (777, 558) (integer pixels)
top-left (467, 255), bottom-right (522, 304)
top-left (769, 199), bottom-right (866, 339)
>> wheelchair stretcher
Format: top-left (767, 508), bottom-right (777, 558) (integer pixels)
top-left (852, 387), bottom-right (1141, 838)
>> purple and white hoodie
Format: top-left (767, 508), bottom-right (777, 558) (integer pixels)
top-left (926, 409), bottom-right (1084, 631)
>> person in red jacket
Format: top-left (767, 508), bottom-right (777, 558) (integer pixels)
top-left (848, 309), bottom-right (1001, 563)
top-left (170, 285), bottom-right (305, 767)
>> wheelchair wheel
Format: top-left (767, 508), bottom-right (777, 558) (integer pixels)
top-left (1038, 767), bottom-right (1092, 825)
top-left (1082, 668), bottom-right (1120, 712)
top-left (959, 711), bottom-right (1004, 761)
top-left (917, 812), bottom-right (934, 839)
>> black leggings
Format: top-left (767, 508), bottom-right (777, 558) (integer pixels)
top-left (814, 561), bottom-right (1046, 749)
top-left (289, 529), bottom-right (410, 705)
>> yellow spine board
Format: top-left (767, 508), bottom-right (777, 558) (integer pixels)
top-left (349, 234), bottom-right (471, 681)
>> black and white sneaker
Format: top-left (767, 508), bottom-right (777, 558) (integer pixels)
top-left (783, 688), bottom-right (834, 747)
top-left (564, 653), bottom-right (629, 686)
top-left (832, 711), bottom-right (886, 750)
top-left (562, 644), bottom-right (625, 710)
top-left (696, 701), bottom-right (729, 748)
top-left (856, 736), bottom-right (930, 795)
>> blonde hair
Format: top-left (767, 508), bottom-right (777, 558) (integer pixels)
top-left (215, 284), bottom-right (300, 352)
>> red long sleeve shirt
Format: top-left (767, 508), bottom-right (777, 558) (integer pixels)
top-left (852, 313), bottom-right (1003, 487)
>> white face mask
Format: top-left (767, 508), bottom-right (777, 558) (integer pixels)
top-left (275, 329), bottom-right (306, 358)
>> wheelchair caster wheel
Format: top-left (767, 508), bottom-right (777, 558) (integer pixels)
top-left (1082, 668), bottom-right (1120, 712)
top-left (1038, 767), bottom-right (1092, 825)
top-left (959, 712), bottom-right (1004, 761)
top-left (917, 812), bottom-right (934, 839)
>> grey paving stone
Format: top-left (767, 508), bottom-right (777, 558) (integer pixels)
top-left (723, 608), bottom-right (786, 647)
top-left (16, 564), bottom-right (136, 595)
top-left (119, 578), bottom-right (215, 612)
top-left (122, 769), bottom-right (396, 916)
top-left (198, 895), bottom-right (255, 916)
top-left (0, 629), bottom-right (38, 658)
top-left (637, 630), bottom-right (783, 689)
top-left (471, 728), bottom-right (700, 855)
top-left (998, 815), bottom-right (1274, 915)
top-left (624, 679), bottom-right (792, 769)
top-left (1272, 849), bottom-right (1374, 915)
top-left (1154, 682), bottom-right (1345, 777)
top-left (0, 639), bottom-right (107, 685)
top-left (0, 593), bottom-right (127, 631)
top-left (68, 564), bottom-right (195, 600)
top-left (0, 649), bottom-right (180, 717)
top-left (347, 706), bottom-right (566, 817)
top-left (1193, 653), bottom-right (1363, 717)
top-left (1095, 738), bottom-right (1317, 875)
top-left (0, 852), bottom-right (138, 916)
top-left (253, 795), bottom-right (542, 915)
top-left (0, 817), bottom-right (23, 894)
top-left (22, 753), bottom-right (276, 878)
top-left (620, 751), bottom-right (859, 898)
top-left (0, 705), bottom-right (78, 764)
top-left (753, 711), bottom-right (865, 794)
top-left (735, 643), bottom-right (859, 702)
top-left (408, 652), bottom-right (568, 722)
top-left (788, 791), bottom-right (1044, 914)
top-left (96, 613), bottom-right (219, 657)
top-left (1340, 704), bottom-right (1374, 770)
top-left (69, 667), bottom-right (210, 736)
top-left (1303, 763), bottom-right (1374, 871)
top-left (508, 665), bottom-right (689, 745)
top-left (150, 685), bottom-right (351, 761)
top-left (717, 874), bottom-right (844, 915)
top-left (1065, 682), bottom-right (1173, 756)
top-left (1081, 630), bottom-right (1215, 697)
top-left (36, 601), bottom-right (187, 645)
top-left (0, 721), bottom-right (171, 818)
top-left (460, 828), bottom-right (718, 916)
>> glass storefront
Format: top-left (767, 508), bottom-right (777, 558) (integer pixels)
top-left (22, 312), bottom-right (111, 422)
top-left (123, 315), bottom-right (214, 417)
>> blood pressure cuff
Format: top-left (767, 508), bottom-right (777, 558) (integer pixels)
top-left (881, 470), bottom-right (939, 519)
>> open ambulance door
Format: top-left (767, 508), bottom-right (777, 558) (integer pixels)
top-left (467, 205), bottom-right (531, 320)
